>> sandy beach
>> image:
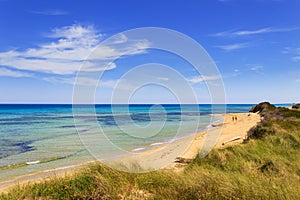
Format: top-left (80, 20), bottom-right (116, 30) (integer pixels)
top-left (180, 112), bottom-right (260, 159)
top-left (0, 112), bottom-right (260, 193)
top-left (110, 112), bottom-right (260, 172)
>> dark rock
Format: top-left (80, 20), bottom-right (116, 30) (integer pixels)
top-left (175, 157), bottom-right (192, 164)
top-left (258, 161), bottom-right (279, 173)
top-left (292, 103), bottom-right (300, 109)
top-left (249, 102), bottom-right (276, 115)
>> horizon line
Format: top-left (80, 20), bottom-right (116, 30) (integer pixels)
top-left (0, 102), bottom-right (293, 105)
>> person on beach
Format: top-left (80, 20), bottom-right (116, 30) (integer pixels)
top-left (235, 116), bottom-right (237, 121)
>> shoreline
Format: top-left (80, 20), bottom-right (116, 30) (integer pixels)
top-left (108, 112), bottom-right (260, 172)
top-left (0, 112), bottom-right (260, 193)
top-left (180, 112), bottom-right (260, 158)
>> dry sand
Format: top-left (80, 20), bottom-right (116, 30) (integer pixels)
top-left (107, 112), bottom-right (260, 172)
top-left (181, 112), bottom-right (260, 159)
top-left (0, 112), bottom-right (260, 193)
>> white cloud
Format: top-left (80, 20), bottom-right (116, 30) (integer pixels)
top-left (0, 67), bottom-right (32, 77)
top-left (189, 75), bottom-right (221, 84)
top-left (0, 24), bottom-right (149, 76)
top-left (296, 79), bottom-right (300, 82)
top-left (250, 65), bottom-right (263, 71)
top-left (213, 27), bottom-right (300, 37)
top-left (249, 65), bottom-right (264, 74)
top-left (48, 24), bottom-right (101, 41)
top-left (43, 76), bottom-right (75, 85)
top-left (88, 40), bottom-right (149, 61)
top-left (216, 43), bottom-right (248, 51)
top-left (109, 34), bottom-right (128, 44)
top-left (234, 28), bottom-right (272, 36)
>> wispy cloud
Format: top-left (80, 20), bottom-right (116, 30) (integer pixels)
top-left (250, 65), bottom-right (262, 71)
top-left (282, 47), bottom-right (300, 61)
top-left (249, 65), bottom-right (264, 74)
top-left (216, 43), bottom-right (249, 51)
top-left (28, 9), bottom-right (68, 16)
top-left (213, 27), bottom-right (300, 37)
top-left (189, 75), bottom-right (221, 84)
top-left (232, 69), bottom-right (241, 77)
top-left (0, 67), bottom-right (33, 77)
top-left (0, 24), bottom-right (149, 76)
top-left (292, 56), bottom-right (300, 61)
top-left (233, 28), bottom-right (272, 36)
top-left (43, 76), bottom-right (75, 85)
top-left (43, 76), bottom-right (118, 87)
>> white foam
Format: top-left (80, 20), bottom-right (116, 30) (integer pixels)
top-left (26, 160), bottom-right (40, 165)
top-left (131, 147), bottom-right (146, 152)
top-left (149, 142), bottom-right (165, 146)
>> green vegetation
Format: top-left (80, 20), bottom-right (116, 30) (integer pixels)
top-left (1, 104), bottom-right (300, 199)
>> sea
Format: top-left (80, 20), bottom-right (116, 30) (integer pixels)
top-left (0, 104), bottom-right (291, 183)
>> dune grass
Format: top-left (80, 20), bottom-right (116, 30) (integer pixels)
top-left (1, 106), bottom-right (300, 199)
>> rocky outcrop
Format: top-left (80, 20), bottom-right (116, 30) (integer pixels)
top-left (292, 103), bottom-right (300, 109)
top-left (247, 102), bottom-right (300, 140)
top-left (249, 102), bottom-right (276, 116)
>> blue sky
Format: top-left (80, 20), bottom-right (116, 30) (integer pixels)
top-left (0, 0), bottom-right (300, 104)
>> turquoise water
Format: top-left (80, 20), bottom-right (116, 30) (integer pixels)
top-left (0, 104), bottom-right (291, 182)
